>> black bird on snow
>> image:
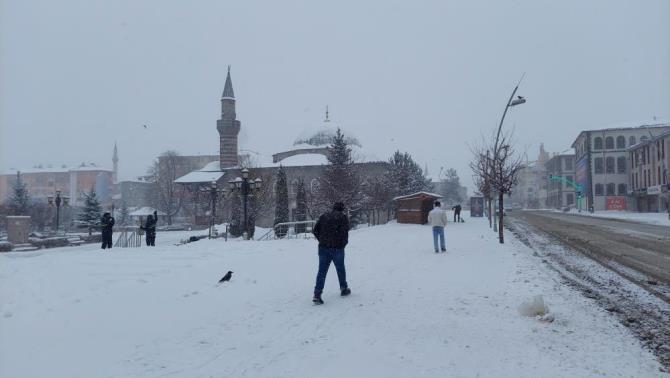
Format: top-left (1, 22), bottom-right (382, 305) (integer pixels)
top-left (218, 271), bottom-right (233, 283)
top-left (142, 124), bottom-right (148, 129)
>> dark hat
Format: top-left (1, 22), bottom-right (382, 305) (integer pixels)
top-left (333, 202), bottom-right (345, 211)
top-left (434, 201), bottom-right (441, 207)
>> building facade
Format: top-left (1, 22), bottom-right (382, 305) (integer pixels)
top-left (0, 164), bottom-right (114, 207)
top-left (571, 124), bottom-right (670, 211)
top-left (628, 130), bottom-right (670, 212)
top-left (545, 154), bottom-right (576, 209)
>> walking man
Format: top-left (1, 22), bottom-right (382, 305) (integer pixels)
top-left (452, 204), bottom-right (462, 223)
top-left (428, 201), bottom-right (447, 253)
top-left (100, 212), bottom-right (115, 249)
top-left (312, 202), bottom-right (351, 305)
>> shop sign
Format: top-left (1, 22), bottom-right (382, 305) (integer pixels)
top-left (648, 185), bottom-right (662, 195)
top-left (605, 196), bottom-right (626, 210)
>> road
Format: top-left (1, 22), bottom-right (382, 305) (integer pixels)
top-left (508, 211), bottom-right (670, 284)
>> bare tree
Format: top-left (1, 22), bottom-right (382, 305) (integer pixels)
top-left (470, 133), bottom-right (523, 243)
top-left (148, 150), bottom-right (184, 225)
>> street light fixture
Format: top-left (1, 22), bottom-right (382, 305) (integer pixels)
top-left (47, 190), bottom-right (70, 233)
top-left (228, 169), bottom-right (263, 240)
top-left (199, 180), bottom-right (227, 239)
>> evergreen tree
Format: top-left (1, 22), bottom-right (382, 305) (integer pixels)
top-left (441, 168), bottom-right (464, 205)
top-left (294, 178), bottom-right (307, 233)
top-left (274, 166), bottom-right (289, 238)
top-left (316, 128), bottom-right (361, 216)
top-left (386, 151), bottom-right (432, 197)
top-left (78, 188), bottom-right (102, 235)
top-left (9, 172), bottom-right (30, 215)
top-left (119, 201), bottom-right (130, 226)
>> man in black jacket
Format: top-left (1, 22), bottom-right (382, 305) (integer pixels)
top-left (100, 212), bottom-right (115, 249)
top-left (452, 204), bottom-right (462, 223)
top-left (141, 210), bottom-right (157, 246)
top-left (312, 202), bottom-right (351, 304)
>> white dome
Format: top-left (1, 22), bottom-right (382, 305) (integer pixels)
top-left (293, 123), bottom-right (361, 148)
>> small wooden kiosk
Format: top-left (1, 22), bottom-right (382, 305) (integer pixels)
top-left (393, 192), bottom-right (443, 224)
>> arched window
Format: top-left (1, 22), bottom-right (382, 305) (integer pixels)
top-left (629, 136), bottom-right (637, 146)
top-left (290, 180), bottom-right (299, 196)
top-left (617, 156), bottom-right (626, 173)
top-left (616, 136), bottom-right (626, 149)
top-left (606, 183), bottom-right (616, 196)
top-left (605, 137), bottom-right (614, 149)
top-left (594, 157), bottom-right (604, 174)
top-left (595, 184), bottom-right (604, 196)
top-left (606, 157), bottom-right (615, 173)
top-left (618, 184), bottom-right (627, 195)
top-left (594, 137), bottom-right (603, 150)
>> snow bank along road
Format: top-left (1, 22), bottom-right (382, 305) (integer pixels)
top-left (1, 217), bottom-right (666, 377)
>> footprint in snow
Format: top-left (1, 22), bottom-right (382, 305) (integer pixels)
top-left (3, 311), bottom-right (13, 318)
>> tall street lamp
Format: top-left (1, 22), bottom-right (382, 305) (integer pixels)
top-left (199, 181), bottom-right (227, 239)
top-left (47, 190), bottom-right (70, 233)
top-left (229, 168), bottom-right (263, 240)
top-left (492, 75), bottom-right (526, 241)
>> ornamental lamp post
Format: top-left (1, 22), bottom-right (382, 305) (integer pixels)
top-left (228, 168), bottom-right (263, 240)
top-left (47, 190), bottom-right (70, 233)
top-left (199, 180), bottom-right (227, 239)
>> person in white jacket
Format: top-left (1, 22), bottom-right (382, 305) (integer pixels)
top-left (427, 201), bottom-right (448, 252)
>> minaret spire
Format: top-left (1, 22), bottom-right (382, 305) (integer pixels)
top-left (112, 142), bottom-right (119, 183)
top-left (222, 65), bottom-right (235, 99)
top-left (324, 105), bottom-right (330, 123)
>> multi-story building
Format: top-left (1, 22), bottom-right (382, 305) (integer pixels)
top-left (571, 123), bottom-right (670, 211)
top-left (545, 154), bottom-right (576, 209)
top-left (0, 164), bottom-right (115, 207)
top-left (628, 129), bottom-right (670, 212)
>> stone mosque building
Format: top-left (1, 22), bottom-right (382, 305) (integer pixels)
top-left (175, 68), bottom-right (388, 227)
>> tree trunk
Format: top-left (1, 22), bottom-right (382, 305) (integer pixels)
top-left (487, 196), bottom-right (492, 228)
top-left (498, 192), bottom-right (504, 244)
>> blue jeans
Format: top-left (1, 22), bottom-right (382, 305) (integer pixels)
top-left (314, 247), bottom-right (348, 295)
top-left (432, 226), bottom-right (446, 251)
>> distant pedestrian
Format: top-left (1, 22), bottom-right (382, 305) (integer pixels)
top-left (141, 211), bottom-right (157, 246)
top-left (311, 202), bottom-right (351, 305)
top-left (100, 212), bottom-right (115, 249)
top-left (452, 204), bottom-right (462, 223)
top-left (428, 201), bottom-right (447, 253)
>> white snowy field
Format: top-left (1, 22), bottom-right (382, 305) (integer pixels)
top-left (564, 209), bottom-right (670, 226)
top-left (1, 216), bottom-right (666, 378)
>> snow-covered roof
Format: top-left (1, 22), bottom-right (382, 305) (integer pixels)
top-left (199, 161), bottom-right (221, 171)
top-left (175, 170), bottom-right (225, 184)
top-left (128, 207), bottom-right (166, 217)
top-left (2, 164), bottom-right (112, 175)
top-left (393, 191), bottom-right (443, 201)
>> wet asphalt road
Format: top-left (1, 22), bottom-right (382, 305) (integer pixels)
top-left (508, 211), bottom-right (670, 283)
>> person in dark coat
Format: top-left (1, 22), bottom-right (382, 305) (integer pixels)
top-left (452, 204), bottom-right (462, 223)
top-left (141, 211), bottom-right (158, 246)
top-left (100, 212), bottom-right (115, 249)
top-left (311, 202), bottom-right (351, 304)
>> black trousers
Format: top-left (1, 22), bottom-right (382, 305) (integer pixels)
top-left (454, 211), bottom-right (461, 222)
top-left (146, 232), bottom-right (156, 246)
top-left (101, 231), bottom-right (113, 249)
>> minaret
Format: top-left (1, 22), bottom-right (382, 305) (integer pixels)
top-left (217, 66), bottom-right (241, 168)
top-left (112, 142), bottom-right (119, 183)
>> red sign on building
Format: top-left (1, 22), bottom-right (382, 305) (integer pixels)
top-left (605, 196), bottom-right (626, 210)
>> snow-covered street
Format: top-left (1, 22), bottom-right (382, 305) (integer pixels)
top-left (0, 216), bottom-right (665, 378)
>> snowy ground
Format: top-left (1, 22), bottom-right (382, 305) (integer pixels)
top-left (561, 208), bottom-right (670, 227)
top-left (0, 215), bottom-right (666, 377)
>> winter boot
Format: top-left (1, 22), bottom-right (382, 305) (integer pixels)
top-left (341, 287), bottom-right (351, 296)
top-left (313, 295), bottom-right (324, 305)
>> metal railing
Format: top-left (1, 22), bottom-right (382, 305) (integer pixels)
top-left (257, 220), bottom-right (316, 241)
top-left (114, 227), bottom-right (142, 248)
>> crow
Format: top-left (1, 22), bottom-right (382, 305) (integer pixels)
top-left (218, 271), bottom-right (233, 283)
top-left (143, 124), bottom-right (148, 129)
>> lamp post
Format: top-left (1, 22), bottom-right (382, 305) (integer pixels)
top-left (47, 190), bottom-right (70, 233)
top-left (229, 168), bottom-right (263, 240)
top-left (492, 75), bottom-right (526, 241)
top-left (199, 181), bottom-right (227, 239)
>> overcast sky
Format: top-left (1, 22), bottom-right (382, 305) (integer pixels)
top-left (1, 0), bottom-right (669, 191)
